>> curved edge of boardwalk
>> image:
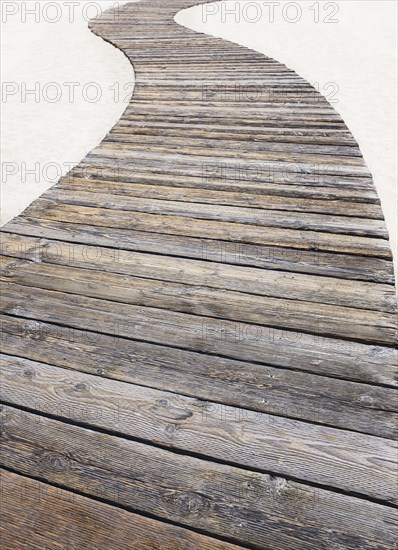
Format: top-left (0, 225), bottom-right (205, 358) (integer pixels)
top-left (1, 2), bottom-right (397, 549)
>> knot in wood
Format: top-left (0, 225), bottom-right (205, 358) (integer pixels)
top-left (38, 451), bottom-right (71, 473)
top-left (177, 492), bottom-right (206, 515)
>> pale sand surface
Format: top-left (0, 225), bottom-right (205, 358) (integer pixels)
top-left (2, 0), bottom-right (396, 278)
top-left (1, 0), bottom-right (135, 225)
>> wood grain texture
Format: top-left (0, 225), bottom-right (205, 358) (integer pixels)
top-left (1, 355), bottom-right (397, 502)
top-left (4, 217), bottom-right (395, 283)
top-left (0, 469), bottom-right (245, 550)
top-left (0, 0), bottom-right (397, 548)
top-left (2, 316), bottom-right (397, 438)
top-left (3, 233), bottom-right (396, 312)
top-left (1, 406), bottom-right (397, 550)
top-left (2, 256), bottom-right (397, 346)
top-left (2, 282), bottom-right (397, 372)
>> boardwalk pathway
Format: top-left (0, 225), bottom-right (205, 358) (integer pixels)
top-left (1, 1), bottom-right (397, 548)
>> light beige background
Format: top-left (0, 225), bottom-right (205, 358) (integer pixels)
top-left (1, 0), bottom-right (135, 225)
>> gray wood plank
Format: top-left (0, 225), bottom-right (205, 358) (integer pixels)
top-left (3, 218), bottom-right (395, 283)
top-left (2, 282), bottom-right (397, 380)
top-left (1, 405), bottom-right (397, 550)
top-left (2, 232), bottom-right (396, 312)
top-left (21, 201), bottom-right (392, 258)
top-left (1, 256), bottom-right (397, 344)
top-left (2, 315), bottom-right (397, 435)
top-left (2, 355), bottom-right (397, 502)
top-left (1, 1), bottom-right (396, 548)
top-left (0, 469), bottom-right (245, 550)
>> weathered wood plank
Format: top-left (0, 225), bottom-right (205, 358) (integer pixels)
top-left (3, 218), bottom-right (394, 283)
top-left (1, 405), bottom-right (397, 550)
top-left (97, 129), bottom-right (366, 166)
top-left (121, 100), bottom-right (346, 117)
top-left (59, 177), bottom-right (384, 218)
top-left (2, 283), bottom-right (397, 377)
top-left (21, 202), bottom-right (392, 258)
top-left (1, 1), bottom-right (396, 547)
top-left (1, 256), bottom-right (396, 344)
top-left (111, 120), bottom-right (360, 146)
top-left (38, 192), bottom-right (389, 238)
top-left (88, 147), bottom-right (371, 179)
top-left (77, 155), bottom-right (376, 189)
top-left (0, 469), bottom-right (245, 550)
top-left (28, 169), bottom-right (386, 203)
top-left (2, 355), bottom-right (397, 502)
top-left (2, 315), bottom-right (397, 433)
top-left (131, 86), bottom-right (341, 105)
top-left (81, 147), bottom-right (374, 185)
top-left (1, 232), bottom-right (395, 312)
top-left (105, 118), bottom-right (358, 141)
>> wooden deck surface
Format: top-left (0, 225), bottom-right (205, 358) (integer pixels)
top-left (1, 1), bottom-right (397, 548)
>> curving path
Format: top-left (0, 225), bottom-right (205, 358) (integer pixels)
top-left (1, 2), bottom-right (397, 549)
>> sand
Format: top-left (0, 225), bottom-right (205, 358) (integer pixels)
top-left (2, 0), bottom-right (396, 278)
top-left (1, 0), bottom-right (135, 225)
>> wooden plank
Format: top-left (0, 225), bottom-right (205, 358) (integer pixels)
top-left (98, 130), bottom-right (365, 166)
top-left (4, 218), bottom-right (394, 284)
top-left (127, 100), bottom-right (342, 115)
top-left (100, 126), bottom-right (366, 162)
top-left (40, 191), bottom-right (388, 238)
top-left (67, 165), bottom-right (380, 200)
top-left (2, 355), bottom-right (397, 501)
top-left (1, 1), bottom-right (397, 548)
top-left (1, 405), bottom-right (397, 550)
top-left (1, 256), bottom-right (396, 345)
top-left (59, 177), bottom-right (384, 218)
top-left (88, 147), bottom-right (371, 177)
top-left (2, 315), bottom-right (397, 435)
top-left (111, 120), bottom-right (360, 146)
top-left (133, 98), bottom-right (347, 113)
top-left (1, 233), bottom-right (396, 312)
top-left (123, 94), bottom-right (345, 109)
top-left (21, 202), bottom-right (392, 258)
top-left (59, 169), bottom-right (380, 205)
top-left (82, 145), bottom-right (373, 180)
top-left (2, 283), bottom-right (397, 379)
top-left (0, 469), bottom-right (245, 550)
top-left (78, 155), bottom-right (375, 189)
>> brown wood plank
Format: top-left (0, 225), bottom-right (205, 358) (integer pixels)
top-left (23, 169), bottom-right (386, 204)
top-left (2, 355), bottom-right (397, 501)
top-left (1, 405), bottom-right (397, 550)
top-left (77, 155), bottom-right (376, 190)
top-left (2, 315), bottom-right (397, 434)
top-left (2, 233), bottom-right (395, 312)
top-left (88, 147), bottom-right (371, 178)
top-left (59, 177), bottom-right (384, 218)
top-left (1, 256), bottom-right (396, 345)
top-left (1, 0), bottom-right (396, 547)
top-left (111, 120), bottom-right (361, 146)
top-left (0, 469), bottom-right (245, 550)
top-left (21, 202), bottom-right (392, 258)
top-left (36, 192), bottom-right (389, 238)
top-left (4, 218), bottom-right (394, 283)
top-left (2, 283), bottom-right (397, 379)
top-left (0, 338), bottom-right (375, 444)
top-left (96, 130), bottom-right (365, 166)
top-left (80, 147), bottom-right (374, 183)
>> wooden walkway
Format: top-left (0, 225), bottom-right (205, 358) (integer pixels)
top-left (1, 1), bottom-right (397, 548)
